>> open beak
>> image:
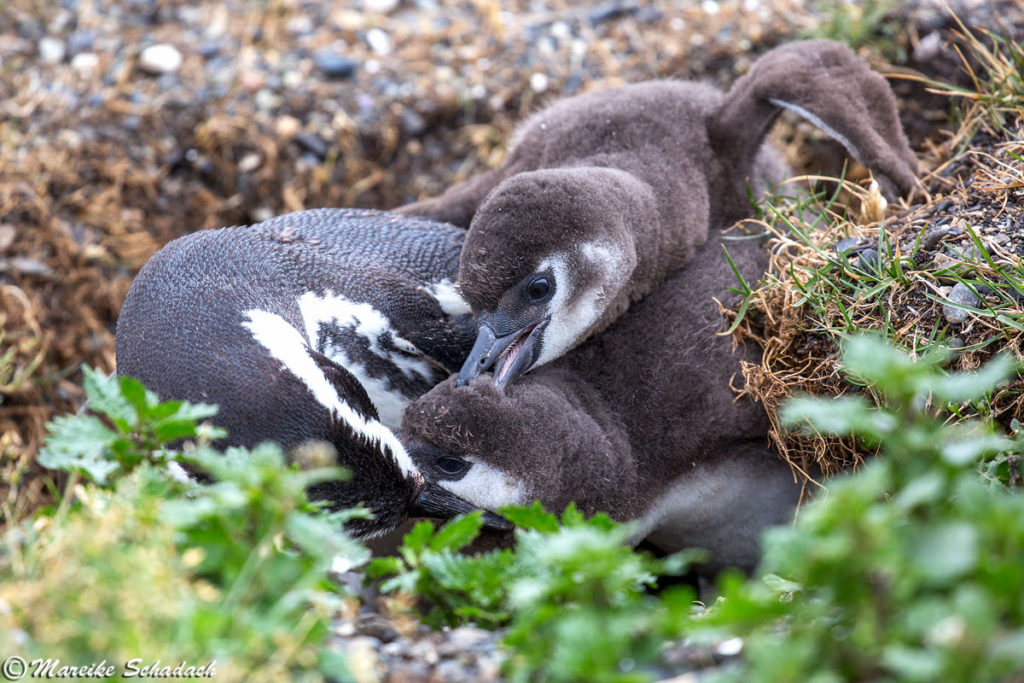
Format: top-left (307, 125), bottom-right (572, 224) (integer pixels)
top-left (408, 481), bottom-right (513, 531)
top-left (456, 318), bottom-right (548, 388)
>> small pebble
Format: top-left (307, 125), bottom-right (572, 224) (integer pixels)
top-left (834, 237), bottom-right (862, 255)
top-left (914, 31), bottom-right (944, 62)
top-left (38, 36), bottom-right (66, 63)
top-left (286, 14), bottom-right (314, 35)
top-left (0, 225), bottom-right (15, 252)
top-left (275, 115), bottom-right (302, 140)
top-left (716, 636), bottom-right (744, 656)
top-left (401, 109), bottom-right (426, 136)
top-left (197, 41), bottom-right (221, 59)
top-left (366, 28), bottom-right (392, 55)
top-left (589, 0), bottom-right (640, 25)
top-left (946, 244), bottom-right (981, 262)
top-left (66, 31), bottom-right (94, 54)
top-left (237, 153), bottom-right (262, 173)
top-left (0, 257), bottom-right (54, 277)
top-left (920, 227), bottom-right (953, 252)
top-left (363, 0), bottom-right (399, 12)
top-left (335, 620), bottom-right (357, 637)
top-left (138, 43), bottom-right (183, 75)
top-left (529, 71), bottom-right (549, 93)
top-left (357, 614), bottom-right (400, 643)
top-left (253, 89), bottom-right (279, 111)
top-left (71, 53), bottom-right (99, 73)
top-left (943, 282), bottom-right (980, 325)
top-left (857, 248), bottom-right (880, 269)
top-left (250, 207), bottom-right (274, 223)
top-left (294, 132), bottom-right (329, 160)
top-left (314, 48), bottom-right (358, 79)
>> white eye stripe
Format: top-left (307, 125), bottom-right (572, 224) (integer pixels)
top-left (534, 253), bottom-right (598, 368)
top-left (533, 241), bottom-right (632, 369)
top-left (438, 458), bottom-right (529, 510)
top-left (241, 308), bottom-right (417, 476)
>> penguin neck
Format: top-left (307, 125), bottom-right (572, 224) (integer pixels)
top-left (585, 185), bottom-right (666, 338)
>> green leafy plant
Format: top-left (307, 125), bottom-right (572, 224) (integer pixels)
top-left (698, 335), bottom-right (1024, 682)
top-left (370, 502), bottom-right (700, 682)
top-left (2, 368), bottom-right (365, 680)
top-left (37, 366), bottom-right (224, 484)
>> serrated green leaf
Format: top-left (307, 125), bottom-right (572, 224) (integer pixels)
top-left (894, 472), bottom-right (946, 510)
top-left (499, 501), bottom-right (560, 532)
top-left (400, 520), bottom-right (436, 560)
top-left (910, 522), bottom-right (979, 584)
top-left (153, 419), bottom-right (200, 444)
top-left (942, 434), bottom-right (1017, 466)
top-left (118, 375), bottom-right (155, 420)
top-left (928, 353), bottom-right (1017, 403)
top-left (762, 573), bottom-right (802, 594)
top-left (38, 413), bottom-right (121, 483)
top-left (366, 556), bottom-right (405, 579)
top-left (428, 513), bottom-right (483, 552)
top-left (781, 395), bottom-right (894, 437)
top-left (82, 366), bottom-right (136, 432)
top-left (286, 512), bottom-right (370, 569)
top-left (560, 502), bottom-right (584, 526)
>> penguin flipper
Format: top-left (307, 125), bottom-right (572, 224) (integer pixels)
top-left (709, 39), bottom-right (919, 201)
top-left (397, 166), bottom-right (507, 228)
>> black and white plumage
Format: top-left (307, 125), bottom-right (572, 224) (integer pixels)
top-left (400, 39), bottom-right (919, 389)
top-left (401, 227), bottom-right (804, 573)
top-left (115, 207), bottom-right (507, 538)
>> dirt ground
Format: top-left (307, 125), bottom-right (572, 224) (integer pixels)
top-left (2, 0), bottom-right (1021, 521)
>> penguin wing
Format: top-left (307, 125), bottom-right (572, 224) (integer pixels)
top-left (709, 39), bottom-right (919, 200)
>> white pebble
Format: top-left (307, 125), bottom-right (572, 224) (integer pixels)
top-left (529, 72), bottom-right (549, 93)
top-left (363, 0), bottom-right (398, 13)
top-left (716, 637), bottom-right (743, 656)
top-left (71, 52), bottom-right (99, 73)
top-left (550, 21), bottom-right (571, 41)
top-left (366, 28), bottom-right (391, 56)
top-left (251, 207), bottom-right (274, 223)
top-left (39, 37), bottom-right (66, 64)
top-left (139, 43), bottom-right (183, 75)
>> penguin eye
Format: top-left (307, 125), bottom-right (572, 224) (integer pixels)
top-left (435, 456), bottom-right (470, 477)
top-left (526, 277), bottom-right (552, 302)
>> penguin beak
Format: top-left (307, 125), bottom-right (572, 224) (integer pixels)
top-left (457, 317), bottom-right (548, 389)
top-left (408, 481), bottom-right (513, 531)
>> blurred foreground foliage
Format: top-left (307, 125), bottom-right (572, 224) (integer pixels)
top-left (1, 368), bottom-right (363, 681)
top-left (5, 338), bottom-right (1024, 681)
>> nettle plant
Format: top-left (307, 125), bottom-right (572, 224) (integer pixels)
top-left (699, 335), bottom-right (1024, 682)
top-left (368, 502), bottom-right (701, 683)
top-left (3, 368), bottom-right (365, 680)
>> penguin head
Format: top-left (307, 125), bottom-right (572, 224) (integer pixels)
top-left (455, 167), bottom-right (646, 389)
top-left (401, 373), bottom-right (635, 518)
top-left (240, 309), bottom-right (511, 539)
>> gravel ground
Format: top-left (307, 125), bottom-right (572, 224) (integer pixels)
top-left (4, 0), bottom-right (1024, 680)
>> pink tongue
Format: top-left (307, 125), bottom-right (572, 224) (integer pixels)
top-left (495, 336), bottom-right (524, 383)
top-left (495, 324), bottom-right (535, 383)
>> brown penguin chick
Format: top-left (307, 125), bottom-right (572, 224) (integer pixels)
top-left (400, 39), bottom-right (918, 389)
top-left (400, 226), bottom-right (803, 573)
